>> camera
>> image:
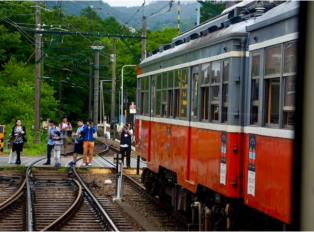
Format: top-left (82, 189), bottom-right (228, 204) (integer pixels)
top-left (124, 123), bottom-right (129, 128)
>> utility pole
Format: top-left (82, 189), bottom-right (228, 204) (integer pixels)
top-left (125, 87), bottom-right (128, 121)
top-left (59, 79), bottom-right (61, 122)
top-left (111, 38), bottom-right (116, 123)
top-left (141, 16), bottom-right (146, 61)
top-left (89, 58), bottom-right (93, 118)
top-left (34, 0), bottom-right (41, 143)
top-left (197, 3), bottom-right (200, 25)
top-left (91, 45), bottom-right (104, 124)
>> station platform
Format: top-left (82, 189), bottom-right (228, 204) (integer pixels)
top-left (0, 155), bottom-right (146, 169)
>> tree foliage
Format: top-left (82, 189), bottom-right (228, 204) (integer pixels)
top-left (200, 2), bottom-right (226, 24)
top-left (0, 1), bottom-right (178, 135)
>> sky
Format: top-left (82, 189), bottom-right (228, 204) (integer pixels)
top-left (102, 0), bottom-right (193, 7)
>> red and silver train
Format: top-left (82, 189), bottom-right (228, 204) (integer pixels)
top-left (135, 1), bottom-right (298, 230)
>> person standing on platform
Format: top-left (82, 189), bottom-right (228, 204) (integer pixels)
top-left (8, 134), bottom-right (15, 164)
top-left (11, 119), bottom-right (26, 164)
top-left (69, 119), bottom-right (84, 166)
top-left (53, 131), bottom-right (63, 167)
top-left (118, 123), bottom-right (133, 169)
top-left (58, 115), bottom-right (72, 156)
top-left (43, 119), bottom-right (60, 165)
top-left (82, 118), bottom-right (96, 166)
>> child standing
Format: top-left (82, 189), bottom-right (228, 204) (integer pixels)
top-left (53, 131), bottom-right (63, 167)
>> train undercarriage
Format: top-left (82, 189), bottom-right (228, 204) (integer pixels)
top-left (141, 167), bottom-right (288, 231)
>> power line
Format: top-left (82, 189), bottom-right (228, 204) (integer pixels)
top-left (0, 14), bottom-right (36, 45)
top-left (125, 1), bottom-right (145, 25)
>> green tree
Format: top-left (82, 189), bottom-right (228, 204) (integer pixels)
top-left (200, 2), bottom-right (226, 23)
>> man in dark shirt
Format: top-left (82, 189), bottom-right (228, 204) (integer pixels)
top-left (118, 123), bottom-right (133, 168)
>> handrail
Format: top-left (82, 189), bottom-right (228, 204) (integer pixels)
top-left (40, 179), bottom-right (82, 232)
top-left (72, 167), bottom-right (119, 232)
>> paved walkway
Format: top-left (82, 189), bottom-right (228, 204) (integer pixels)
top-left (0, 155), bottom-right (146, 169)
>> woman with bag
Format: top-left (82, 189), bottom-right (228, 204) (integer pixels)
top-left (11, 119), bottom-right (26, 164)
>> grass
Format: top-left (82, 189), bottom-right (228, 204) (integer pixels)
top-left (1, 166), bottom-right (27, 171)
top-left (76, 168), bottom-right (91, 172)
top-left (57, 167), bottom-right (68, 172)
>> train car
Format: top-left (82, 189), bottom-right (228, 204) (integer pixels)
top-left (135, 1), bottom-right (298, 230)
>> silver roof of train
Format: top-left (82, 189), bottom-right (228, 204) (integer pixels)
top-left (141, 19), bottom-right (255, 66)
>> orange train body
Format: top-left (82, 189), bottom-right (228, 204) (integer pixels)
top-left (135, 119), bottom-right (293, 224)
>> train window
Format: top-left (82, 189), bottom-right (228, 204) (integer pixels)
top-left (191, 66), bottom-right (199, 119)
top-left (175, 69), bottom-right (181, 87)
top-left (211, 61), bottom-right (221, 84)
top-left (141, 77), bottom-right (149, 115)
top-left (284, 76), bottom-right (296, 126)
top-left (180, 69), bottom-right (188, 119)
top-left (145, 76), bottom-right (149, 91)
top-left (141, 92), bottom-right (145, 115)
top-left (265, 45), bottom-right (282, 78)
top-left (175, 89), bottom-right (180, 118)
top-left (211, 61), bottom-right (220, 121)
top-left (156, 91), bottom-right (161, 117)
top-left (162, 90), bottom-right (167, 117)
top-left (145, 92), bottom-right (149, 115)
top-left (283, 41), bottom-right (297, 126)
top-left (168, 71), bottom-right (174, 88)
top-left (265, 78), bottom-right (280, 124)
top-left (222, 60), bottom-right (229, 122)
top-left (162, 73), bottom-right (167, 89)
top-left (169, 90), bottom-right (173, 117)
top-left (251, 52), bottom-right (260, 124)
top-left (201, 63), bottom-right (210, 85)
top-left (201, 87), bottom-right (209, 120)
top-left (180, 89), bottom-right (187, 119)
top-left (157, 74), bottom-right (162, 90)
top-left (181, 69), bottom-right (188, 88)
top-left (150, 76), bottom-right (156, 116)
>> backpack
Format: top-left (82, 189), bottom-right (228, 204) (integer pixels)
top-left (76, 131), bottom-right (84, 143)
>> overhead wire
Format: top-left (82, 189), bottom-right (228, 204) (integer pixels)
top-left (125, 1), bottom-right (145, 25)
top-left (0, 13), bottom-right (36, 45)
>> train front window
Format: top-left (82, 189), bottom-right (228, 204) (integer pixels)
top-left (265, 78), bottom-right (280, 125)
top-left (251, 52), bottom-right (260, 124)
top-left (191, 66), bottom-right (199, 119)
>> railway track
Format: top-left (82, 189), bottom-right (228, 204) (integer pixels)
top-left (0, 156), bottom-right (138, 231)
top-left (94, 141), bottom-right (188, 230)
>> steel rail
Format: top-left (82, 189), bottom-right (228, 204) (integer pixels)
top-left (0, 178), bottom-right (26, 211)
top-left (40, 179), bottom-right (82, 232)
top-left (26, 157), bottom-right (46, 232)
top-left (72, 167), bottom-right (119, 232)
